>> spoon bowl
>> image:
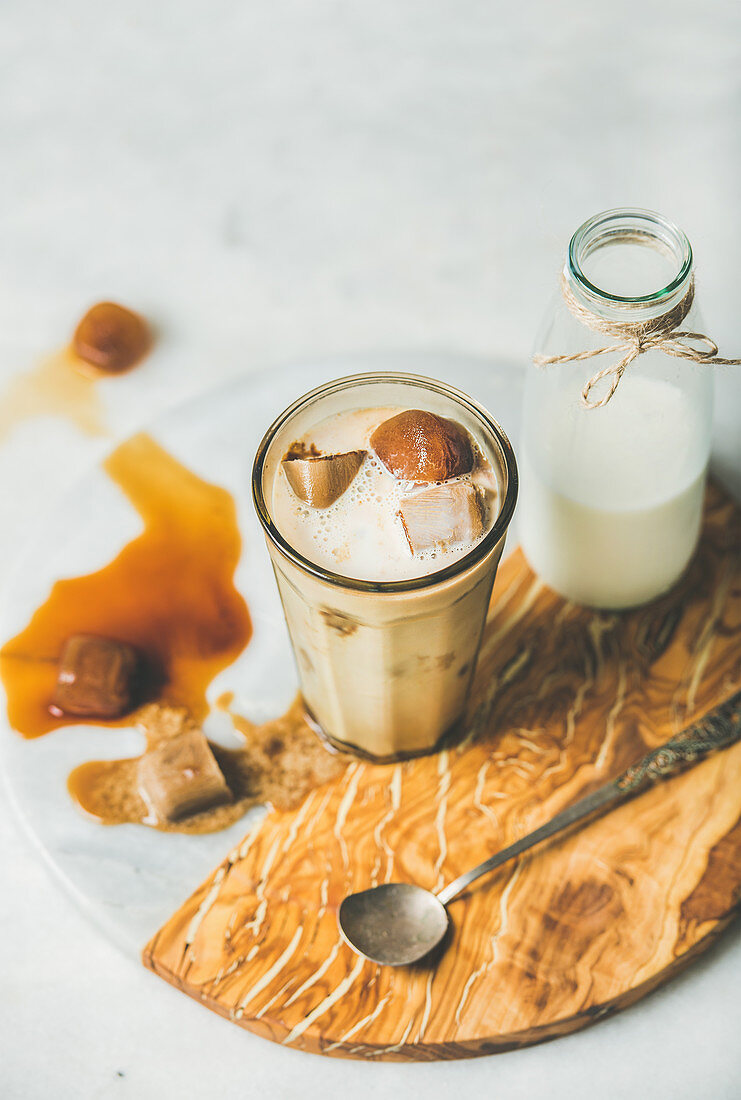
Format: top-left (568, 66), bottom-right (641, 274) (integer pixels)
top-left (338, 883), bottom-right (449, 966)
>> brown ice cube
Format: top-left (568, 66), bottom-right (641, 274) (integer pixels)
top-left (50, 633), bottom-right (140, 719)
top-left (137, 728), bottom-right (232, 822)
top-left (282, 449), bottom-right (365, 508)
top-left (398, 482), bottom-right (484, 554)
top-left (371, 410), bottom-right (473, 482)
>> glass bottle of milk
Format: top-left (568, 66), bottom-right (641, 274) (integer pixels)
top-left (520, 208), bottom-right (713, 609)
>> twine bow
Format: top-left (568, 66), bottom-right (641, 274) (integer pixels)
top-left (533, 274), bottom-right (741, 409)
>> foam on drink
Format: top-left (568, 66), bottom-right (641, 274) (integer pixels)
top-left (271, 407), bottom-right (498, 581)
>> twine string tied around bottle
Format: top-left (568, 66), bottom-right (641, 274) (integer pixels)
top-left (533, 274), bottom-right (741, 409)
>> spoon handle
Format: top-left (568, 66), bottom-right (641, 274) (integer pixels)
top-left (435, 691), bottom-right (741, 907)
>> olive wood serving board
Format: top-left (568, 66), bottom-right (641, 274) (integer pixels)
top-left (144, 481), bottom-right (741, 1060)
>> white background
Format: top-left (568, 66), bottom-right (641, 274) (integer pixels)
top-left (1, 2), bottom-right (740, 1097)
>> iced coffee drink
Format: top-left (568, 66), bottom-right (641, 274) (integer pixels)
top-left (252, 374), bottom-right (517, 760)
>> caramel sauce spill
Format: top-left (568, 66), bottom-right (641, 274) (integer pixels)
top-left (2, 430), bottom-right (343, 836)
top-left (0, 348), bottom-right (107, 445)
top-left (67, 696), bottom-right (346, 834)
top-left (0, 432), bottom-right (252, 737)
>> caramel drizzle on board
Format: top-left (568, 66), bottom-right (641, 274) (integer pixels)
top-left (0, 434), bottom-right (344, 833)
top-left (143, 483), bottom-right (741, 1058)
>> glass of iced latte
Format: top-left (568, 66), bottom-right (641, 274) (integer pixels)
top-left (252, 373), bottom-right (517, 761)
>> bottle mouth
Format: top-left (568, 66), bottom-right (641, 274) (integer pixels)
top-left (567, 207), bottom-right (693, 308)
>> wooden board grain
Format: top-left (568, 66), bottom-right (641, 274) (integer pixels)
top-left (143, 481), bottom-right (741, 1060)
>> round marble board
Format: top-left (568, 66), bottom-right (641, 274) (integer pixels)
top-left (0, 353), bottom-right (524, 957)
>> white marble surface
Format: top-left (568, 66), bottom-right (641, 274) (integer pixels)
top-left (1, 1), bottom-right (740, 1097)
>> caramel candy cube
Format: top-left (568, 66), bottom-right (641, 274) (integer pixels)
top-left (138, 729), bottom-right (232, 822)
top-left (51, 634), bottom-right (140, 719)
top-left (73, 302), bottom-right (152, 374)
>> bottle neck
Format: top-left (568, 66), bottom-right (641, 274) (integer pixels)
top-left (565, 208), bottom-right (693, 326)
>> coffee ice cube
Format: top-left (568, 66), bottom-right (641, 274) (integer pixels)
top-left (138, 728), bottom-right (232, 822)
top-left (282, 449), bottom-right (365, 508)
top-left (398, 482), bottom-right (484, 554)
top-left (371, 410), bottom-right (473, 483)
top-left (50, 633), bottom-right (140, 719)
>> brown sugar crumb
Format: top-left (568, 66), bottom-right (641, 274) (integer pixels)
top-left (73, 302), bottom-right (152, 374)
top-left (285, 441), bottom-right (321, 460)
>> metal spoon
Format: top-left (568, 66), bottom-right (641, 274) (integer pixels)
top-left (338, 692), bottom-right (740, 966)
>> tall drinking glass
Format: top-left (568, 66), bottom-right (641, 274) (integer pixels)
top-left (252, 373), bottom-right (517, 761)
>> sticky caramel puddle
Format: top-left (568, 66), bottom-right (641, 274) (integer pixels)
top-left (0, 432), bottom-right (253, 736)
top-left (68, 697), bottom-right (347, 834)
top-left (0, 348), bottom-right (108, 445)
top-left (1, 432), bottom-right (346, 834)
